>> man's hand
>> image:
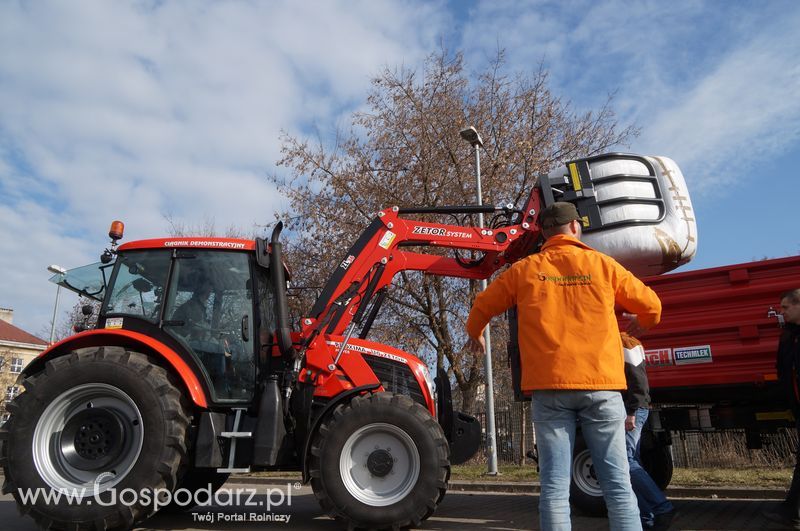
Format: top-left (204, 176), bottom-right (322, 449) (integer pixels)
top-left (464, 335), bottom-right (486, 354)
top-left (625, 415), bottom-right (636, 431)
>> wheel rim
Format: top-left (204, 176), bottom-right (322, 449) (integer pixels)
top-left (339, 422), bottom-right (420, 506)
top-left (572, 449), bottom-right (603, 497)
top-left (32, 383), bottom-right (144, 493)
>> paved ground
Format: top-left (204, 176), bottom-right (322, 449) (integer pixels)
top-left (0, 482), bottom-right (794, 530)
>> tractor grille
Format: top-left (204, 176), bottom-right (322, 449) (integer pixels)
top-left (363, 355), bottom-right (427, 408)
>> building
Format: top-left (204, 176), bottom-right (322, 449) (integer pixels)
top-left (0, 308), bottom-right (47, 422)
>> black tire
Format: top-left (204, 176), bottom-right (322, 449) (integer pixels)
top-left (0, 347), bottom-right (191, 530)
top-left (309, 392), bottom-right (449, 530)
top-left (569, 431), bottom-right (673, 517)
top-left (640, 430), bottom-right (673, 490)
top-left (569, 435), bottom-right (607, 516)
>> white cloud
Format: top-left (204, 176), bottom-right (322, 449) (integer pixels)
top-left (0, 0), bottom-right (448, 332)
top-left (638, 10), bottom-right (800, 190)
top-left (2, 0), bottom-right (799, 334)
top-left (0, 200), bottom-right (95, 338)
top-left (460, 0), bottom-right (800, 194)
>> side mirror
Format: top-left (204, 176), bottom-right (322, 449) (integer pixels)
top-left (255, 237), bottom-right (270, 269)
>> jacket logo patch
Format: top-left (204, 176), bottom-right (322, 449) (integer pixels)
top-left (537, 273), bottom-right (592, 286)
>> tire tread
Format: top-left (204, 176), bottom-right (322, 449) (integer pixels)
top-left (308, 391), bottom-right (449, 530)
top-left (1, 348), bottom-right (191, 530)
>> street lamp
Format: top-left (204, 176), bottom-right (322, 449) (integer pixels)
top-left (47, 264), bottom-right (67, 345)
top-left (459, 126), bottom-right (499, 476)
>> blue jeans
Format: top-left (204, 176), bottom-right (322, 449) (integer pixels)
top-left (626, 408), bottom-right (674, 527)
top-left (533, 390), bottom-right (641, 531)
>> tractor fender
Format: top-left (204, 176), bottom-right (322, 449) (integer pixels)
top-left (301, 383), bottom-right (380, 483)
top-left (22, 329), bottom-right (208, 408)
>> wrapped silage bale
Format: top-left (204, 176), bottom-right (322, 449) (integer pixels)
top-left (543, 154), bottom-right (697, 277)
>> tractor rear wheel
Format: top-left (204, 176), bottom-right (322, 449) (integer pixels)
top-left (309, 392), bottom-right (449, 530)
top-left (0, 347), bottom-right (190, 530)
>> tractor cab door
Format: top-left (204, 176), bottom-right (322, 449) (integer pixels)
top-left (163, 250), bottom-right (256, 402)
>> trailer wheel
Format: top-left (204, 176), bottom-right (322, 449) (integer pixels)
top-left (569, 436), bottom-right (606, 516)
top-left (640, 430), bottom-right (673, 490)
top-left (309, 392), bottom-right (449, 529)
top-left (0, 348), bottom-right (190, 530)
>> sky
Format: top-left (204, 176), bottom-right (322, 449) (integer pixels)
top-left (1, 0), bottom-right (798, 337)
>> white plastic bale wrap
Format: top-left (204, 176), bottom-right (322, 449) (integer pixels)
top-left (573, 155), bottom-right (696, 277)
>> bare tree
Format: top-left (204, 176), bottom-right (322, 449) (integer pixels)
top-left (162, 214), bottom-right (259, 239)
top-left (274, 49), bottom-right (637, 413)
top-left (51, 299), bottom-right (101, 341)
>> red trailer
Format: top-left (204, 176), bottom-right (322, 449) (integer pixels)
top-left (643, 255), bottom-right (797, 400)
top-left (571, 254), bottom-right (799, 513)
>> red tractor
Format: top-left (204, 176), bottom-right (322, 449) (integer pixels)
top-left (1, 152), bottom-right (692, 529)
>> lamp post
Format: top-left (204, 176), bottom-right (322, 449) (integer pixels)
top-left (47, 264), bottom-right (67, 345)
top-left (459, 126), bottom-right (499, 476)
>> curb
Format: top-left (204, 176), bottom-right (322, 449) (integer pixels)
top-left (438, 481), bottom-right (785, 500)
top-left (225, 477), bottom-right (786, 500)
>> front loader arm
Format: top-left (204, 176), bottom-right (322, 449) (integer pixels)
top-left (305, 188), bottom-right (544, 338)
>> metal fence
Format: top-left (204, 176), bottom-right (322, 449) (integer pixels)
top-left (669, 428), bottom-right (797, 468)
top-left (473, 398), bottom-right (534, 466)
top-left (471, 398), bottom-right (798, 468)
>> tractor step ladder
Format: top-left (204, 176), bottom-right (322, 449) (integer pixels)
top-left (217, 408), bottom-right (252, 473)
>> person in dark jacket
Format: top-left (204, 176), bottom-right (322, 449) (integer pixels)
top-left (622, 332), bottom-right (675, 530)
top-left (767, 289), bottom-right (800, 528)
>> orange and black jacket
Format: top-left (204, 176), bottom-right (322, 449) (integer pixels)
top-left (466, 234), bottom-right (662, 392)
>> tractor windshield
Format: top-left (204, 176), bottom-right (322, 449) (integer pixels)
top-left (104, 250), bottom-right (171, 321)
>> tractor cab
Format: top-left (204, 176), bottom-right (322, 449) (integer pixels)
top-left (108, 239), bottom-right (288, 404)
top-left (52, 230), bottom-right (287, 406)
top-left (105, 244), bottom-right (261, 401)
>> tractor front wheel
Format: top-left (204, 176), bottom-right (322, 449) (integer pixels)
top-left (0, 348), bottom-right (190, 530)
top-left (309, 392), bottom-right (449, 529)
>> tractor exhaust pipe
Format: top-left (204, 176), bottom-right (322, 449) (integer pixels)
top-left (270, 222), bottom-right (293, 358)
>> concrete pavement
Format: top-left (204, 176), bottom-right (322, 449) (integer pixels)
top-left (0, 480), bottom-right (791, 530)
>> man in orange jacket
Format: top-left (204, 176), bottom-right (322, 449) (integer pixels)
top-left (466, 202), bottom-right (662, 531)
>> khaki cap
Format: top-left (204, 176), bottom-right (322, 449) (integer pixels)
top-left (539, 202), bottom-right (581, 229)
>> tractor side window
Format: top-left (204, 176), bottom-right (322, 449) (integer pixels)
top-left (164, 251), bottom-right (255, 402)
top-left (105, 251), bottom-right (170, 322)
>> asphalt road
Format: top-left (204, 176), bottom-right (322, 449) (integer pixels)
top-left (0, 483), bottom-right (792, 530)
